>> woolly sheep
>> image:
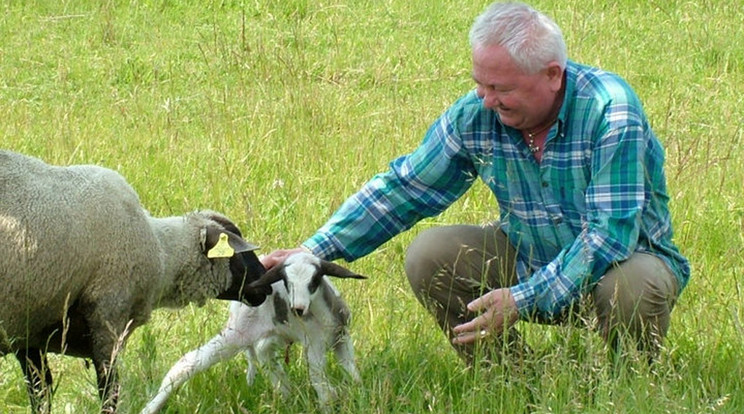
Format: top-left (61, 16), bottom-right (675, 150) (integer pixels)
top-left (140, 252), bottom-right (366, 413)
top-left (0, 150), bottom-right (270, 413)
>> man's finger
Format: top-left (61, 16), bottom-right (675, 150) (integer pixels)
top-left (453, 320), bottom-right (477, 335)
top-left (453, 325), bottom-right (492, 345)
top-left (452, 331), bottom-right (476, 345)
top-left (466, 295), bottom-right (486, 312)
top-left (453, 311), bottom-right (489, 334)
top-left (467, 289), bottom-right (502, 312)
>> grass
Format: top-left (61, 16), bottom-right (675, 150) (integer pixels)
top-left (1, 0), bottom-right (743, 412)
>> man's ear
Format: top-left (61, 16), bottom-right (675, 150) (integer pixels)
top-left (545, 61), bottom-right (564, 92)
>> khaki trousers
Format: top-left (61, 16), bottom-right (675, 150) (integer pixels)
top-left (404, 223), bottom-right (679, 362)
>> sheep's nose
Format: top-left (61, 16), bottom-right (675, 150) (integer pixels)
top-left (292, 307), bottom-right (305, 317)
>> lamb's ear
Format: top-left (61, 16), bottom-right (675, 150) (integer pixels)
top-left (248, 264), bottom-right (286, 288)
top-left (320, 260), bottom-right (367, 280)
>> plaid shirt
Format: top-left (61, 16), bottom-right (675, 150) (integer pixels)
top-left (304, 60), bottom-right (690, 318)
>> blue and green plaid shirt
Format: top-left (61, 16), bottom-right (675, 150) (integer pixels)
top-left (304, 60), bottom-right (690, 318)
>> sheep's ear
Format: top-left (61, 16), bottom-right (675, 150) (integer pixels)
top-left (227, 231), bottom-right (259, 254)
top-left (320, 260), bottom-right (367, 280)
top-left (248, 264), bottom-right (286, 288)
top-left (201, 210), bottom-right (244, 237)
top-left (204, 225), bottom-right (258, 257)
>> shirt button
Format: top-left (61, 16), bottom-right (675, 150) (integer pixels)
top-left (542, 181), bottom-right (549, 188)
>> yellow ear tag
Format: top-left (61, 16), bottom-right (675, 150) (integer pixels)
top-left (207, 233), bottom-right (234, 258)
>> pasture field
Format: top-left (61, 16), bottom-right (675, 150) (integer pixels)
top-left (1, 0), bottom-right (742, 413)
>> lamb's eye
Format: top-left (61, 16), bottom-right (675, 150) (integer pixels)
top-left (308, 277), bottom-right (321, 294)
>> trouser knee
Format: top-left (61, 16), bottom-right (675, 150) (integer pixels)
top-left (404, 226), bottom-right (475, 324)
top-left (404, 228), bottom-right (442, 299)
top-left (405, 224), bottom-right (517, 307)
top-left (592, 253), bottom-right (679, 355)
top-left (405, 224), bottom-right (521, 363)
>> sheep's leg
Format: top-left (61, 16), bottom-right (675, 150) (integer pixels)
top-left (92, 352), bottom-right (120, 414)
top-left (305, 342), bottom-right (336, 405)
top-left (140, 332), bottom-right (245, 414)
top-left (333, 335), bottom-right (361, 383)
top-left (15, 348), bottom-right (53, 414)
top-left (86, 318), bottom-right (129, 413)
top-left (82, 303), bottom-right (144, 413)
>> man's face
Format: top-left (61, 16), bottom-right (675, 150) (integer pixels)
top-left (472, 44), bottom-right (562, 131)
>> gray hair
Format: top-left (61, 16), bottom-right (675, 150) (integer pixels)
top-left (469, 2), bottom-right (567, 74)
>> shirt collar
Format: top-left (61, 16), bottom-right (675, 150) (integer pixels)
top-left (556, 60), bottom-right (578, 131)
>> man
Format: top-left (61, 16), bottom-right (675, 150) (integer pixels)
top-left (263, 1), bottom-right (689, 363)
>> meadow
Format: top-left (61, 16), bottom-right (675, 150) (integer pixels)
top-left (1, 0), bottom-right (743, 412)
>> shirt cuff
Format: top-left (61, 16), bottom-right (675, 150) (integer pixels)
top-left (509, 282), bottom-right (536, 319)
top-left (302, 232), bottom-right (340, 261)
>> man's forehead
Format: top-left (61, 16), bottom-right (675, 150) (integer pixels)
top-left (471, 68), bottom-right (518, 89)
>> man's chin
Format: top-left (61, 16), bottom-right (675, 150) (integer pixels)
top-left (496, 111), bottom-right (522, 129)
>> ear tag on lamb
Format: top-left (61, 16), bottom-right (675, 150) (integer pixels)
top-left (207, 233), bottom-right (234, 258)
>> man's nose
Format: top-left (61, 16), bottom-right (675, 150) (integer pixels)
top-left (479, 89), bottom-right (500, 109)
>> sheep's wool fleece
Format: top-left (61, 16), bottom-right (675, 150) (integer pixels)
top-left (0, 151), bottom-right (161, 351)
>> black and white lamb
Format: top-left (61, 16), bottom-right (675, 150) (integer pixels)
top-left (140, 252), bottom-right (366, 414)
top-left (0, 150), bottom-right (271, 413)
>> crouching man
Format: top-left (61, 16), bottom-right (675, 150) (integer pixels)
top-left (263, 1), bottom-right (690, 365)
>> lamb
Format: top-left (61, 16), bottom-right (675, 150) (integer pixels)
top-left (0, 150), bottom-right (271, 413)
top-left (140, 251), bottom-right (366, 414)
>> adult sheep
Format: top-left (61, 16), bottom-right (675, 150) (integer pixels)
top-left (0, 150), bottom-right (270, 413)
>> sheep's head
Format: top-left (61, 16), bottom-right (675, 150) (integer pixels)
top-left (199, 211), bottom-right (271, 306)
top-left (248, 252), bottom-right (366, 316)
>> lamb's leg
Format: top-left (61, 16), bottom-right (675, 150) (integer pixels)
top-left (15, 348), bottom-right (53, 414)
top-left (333, 335), bottom-right (361, 383)
top-left (305, 342), bottom-right (336, 405)
top-left (242, 347), bottom-right (259, 386)
top-left (140, 331), bottom-right (245, 414)
top-left (253, 339), bottom-right (291, 397)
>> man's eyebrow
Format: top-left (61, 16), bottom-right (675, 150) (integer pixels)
top-left (471, 74), bottom-right (493, 87)
top-left (471, 74), bottom-right (510, 89)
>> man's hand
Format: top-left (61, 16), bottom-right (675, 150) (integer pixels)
top-left (259, 247), bottom-right (311, 269)
top-left (452, 288), bottom-right (519, 345)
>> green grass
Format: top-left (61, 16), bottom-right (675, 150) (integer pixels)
top-left (2, 0), bottom-right (743, 413)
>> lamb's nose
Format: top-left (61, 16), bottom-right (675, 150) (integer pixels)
top-left (292, 307), bottom-right (305, 317)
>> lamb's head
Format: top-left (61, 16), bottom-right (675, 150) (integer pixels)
top-left (248, 252), bottom-right (366, 316)
top-left (179, 210), bottom-right (271, 307)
